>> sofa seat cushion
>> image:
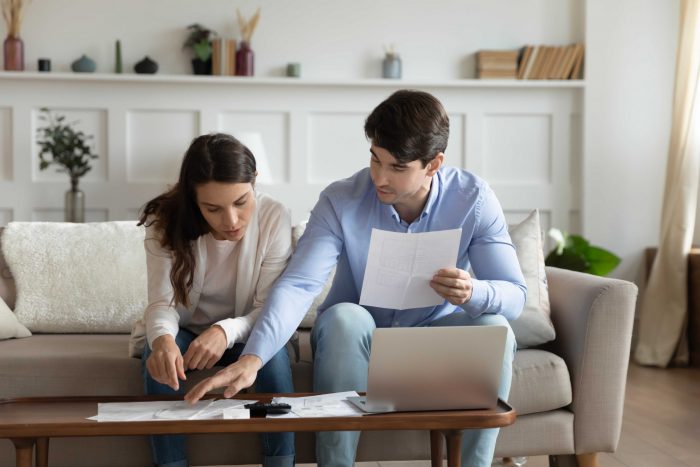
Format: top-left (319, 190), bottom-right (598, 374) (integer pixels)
top-left (509, 349), bottom-right (572, 415)
top-left (0, 334), bottom-right (144, 398)
top-left (0, 334), bottom-right (314, 399)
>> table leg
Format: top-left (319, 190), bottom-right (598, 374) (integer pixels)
top-left (445, 430), bottom-right (462, 467)
top-left (10, 438), bottom-right (35, 467)
top-left (430, 430), bottom-right (444, 467)
top-left (36, 437), bottom-right (49, 467)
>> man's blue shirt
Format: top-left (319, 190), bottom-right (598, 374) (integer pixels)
top-left (243, 166), bottom-right (527, 364)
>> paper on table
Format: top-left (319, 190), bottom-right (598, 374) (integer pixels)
top-left (87, 399), bottom-right (257, 422)
top-left (270, 391), bottom-right (363, 418)
top-left (359, 228), bottom-right (462, 309)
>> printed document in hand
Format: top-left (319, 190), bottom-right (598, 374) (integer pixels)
top-left (359, 228), bottom-right (462, 309)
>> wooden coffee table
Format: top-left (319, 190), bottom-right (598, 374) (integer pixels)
top-left (0, 395), bottom-right (515, 467)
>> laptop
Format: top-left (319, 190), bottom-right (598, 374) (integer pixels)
top-left (347, 325), bottom-right (507, 413)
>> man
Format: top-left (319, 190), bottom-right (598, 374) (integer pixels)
top-left (186, 90), bottom-right (527, 467)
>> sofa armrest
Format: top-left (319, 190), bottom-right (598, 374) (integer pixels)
top-left (545, 266), bottom-right (638, 454)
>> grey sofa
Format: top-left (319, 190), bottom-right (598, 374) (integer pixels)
top-left (0, 234), bottom-right (637, 467)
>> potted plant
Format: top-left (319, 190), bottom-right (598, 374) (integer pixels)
top-left (36, 108), bottom-right (99, 223)
top-left (545, 228), bottom-right (621, 276)
top-left (183, 23), bottom-right (216, 75)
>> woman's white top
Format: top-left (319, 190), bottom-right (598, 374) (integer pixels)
top-left (143, 191), bottom-right (292, 349)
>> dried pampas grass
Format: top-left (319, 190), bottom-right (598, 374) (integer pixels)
top-left (237, 7), bottom-right (261, 43)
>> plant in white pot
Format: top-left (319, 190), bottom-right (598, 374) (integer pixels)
top-left (36, 108), bottom-right (99, 222)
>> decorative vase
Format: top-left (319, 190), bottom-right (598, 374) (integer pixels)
top-left (382, 52), bottom-right (402, 79)
top-left (134, 56), bottom-right (158, 74)
top-left (191, 58), bottom-right (212, 75)
top-left (235, 41), bottom-right (254, 76)
top-left (3, 35), bottom-right (24, 71)
top-left (71, 54), bottom-right (96, 73)
top-left (115, 40), bottom-right (122, 73)
top-left (65, 178), bottom-right (85, 223)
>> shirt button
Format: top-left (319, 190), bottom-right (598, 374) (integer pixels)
top-left (393, 321), bottom-right (400, 326)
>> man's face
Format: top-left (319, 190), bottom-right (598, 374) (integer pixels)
top-left (369, 145), bottom-right (433, 207)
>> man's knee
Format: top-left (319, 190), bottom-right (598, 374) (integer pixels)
top-left (312, 303), bottom-right (375, 351)
top-left (466, 313), bottom-right (517, 356)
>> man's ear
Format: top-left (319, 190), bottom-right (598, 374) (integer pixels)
top-left (426, 153), bottom-right (444, 176)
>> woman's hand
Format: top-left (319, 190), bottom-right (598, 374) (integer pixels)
top-left (183, 325), bottom-right (228, 371)
top-left (184, 354), bottom-right (262, 404)
top-left (146, 334), bottom-right (186, 391)
top-left (430, 268), bottom-right (473, 305)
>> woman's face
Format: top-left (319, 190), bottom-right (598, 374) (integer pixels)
top-left (195, 181), bottom-right (256, 241)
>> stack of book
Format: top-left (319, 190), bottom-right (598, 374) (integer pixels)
top-left (476, 50), bottom-right (519, 79)
top-left (516, 44), bottom-right (585, 80)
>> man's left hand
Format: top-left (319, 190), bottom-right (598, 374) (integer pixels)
top-left (430, 268), bottom-right (473, 305)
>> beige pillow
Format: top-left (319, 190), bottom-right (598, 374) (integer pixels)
top-left (2, 222), bottom-right (147, 333)
top-left (0, 295), bottom-right (31, 340)
top-left (508, 209), bottom-right (554, 348)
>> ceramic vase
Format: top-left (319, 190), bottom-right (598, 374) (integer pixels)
top-left (134, 56), bottom-right (158, 74)
top-left (3, 35), bottom-right (24, 71)
top-left (71, 55), bottom-right (96, 73)
top-left (235, 41), bottom-right (254, 76)
top-left (65, 178), bottom-right (85, 223)
top-left (382, 53), bottom-right (402, 79)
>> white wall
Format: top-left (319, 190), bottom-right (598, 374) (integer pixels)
top-left (584, 0), bottom-right (679, 281)
top-left (18, 0), bottom-right (581, 78)
top-left (1, 0), bottom-right (683, 284)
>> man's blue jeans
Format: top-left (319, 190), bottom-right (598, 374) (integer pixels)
top-left (311, 303), bottom-right (516, 467)
top-left (142, 328), bottom-right (295, 467)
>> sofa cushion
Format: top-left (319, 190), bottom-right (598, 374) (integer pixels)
top-left (509, 210), bottom-right (555, 348)
top-left (0, 296), bottom-right (30, 341)
top-left (508, 349), bottom-right (572, 415)
top-left (1, 222), bottom-right (148, 333)
top-left (0, 334), bottom-right (313, 399)
top-left (0, 227), bottom-right (16, 309)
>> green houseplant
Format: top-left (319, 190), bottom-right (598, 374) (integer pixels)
top-left (545, 228), bottom-right (621, 276)
top-left (36, 108), bottom-right (99, 222)
top-left (183, 23), bottom-right (216, 75)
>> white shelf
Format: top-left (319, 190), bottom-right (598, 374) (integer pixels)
top-left (0, 71), bottom-right (586, 89)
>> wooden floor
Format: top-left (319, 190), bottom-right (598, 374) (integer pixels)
top-left (205, 362), bottom-right (700, 467)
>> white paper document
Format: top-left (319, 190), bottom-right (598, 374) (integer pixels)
top-left (88, 399), bottom-right (257, 422)
top-left (359, 228), bottom-right (462, 310)
top-left (270, 391), bottom-right (364, 418)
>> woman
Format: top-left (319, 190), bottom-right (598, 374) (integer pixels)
top-left (138, 133), bottom-right (294, 467)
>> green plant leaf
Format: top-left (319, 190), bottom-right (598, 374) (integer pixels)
top-left (545, 249), bottom-right (588, 272)
top-left (584, 246), bottom-right (621, 276)
top-left (193, 41), bottom-right (212, 61)
top-left (567, 235), bottom-right (590, 254)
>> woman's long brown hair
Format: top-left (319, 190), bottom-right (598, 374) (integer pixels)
top-left (138, 133), bottom-right (257, 307)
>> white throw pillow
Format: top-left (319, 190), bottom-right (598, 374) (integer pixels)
top-left (0, 295), bottom-right (31, 340)
top-left (508, 210), bottom-right (555, 348)
top-left (1, 222), bottom-right (147, 333)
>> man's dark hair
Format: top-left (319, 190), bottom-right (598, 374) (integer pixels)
top-left (364, 89), bottom-right (449, 167)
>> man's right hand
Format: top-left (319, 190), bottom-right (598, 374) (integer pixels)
top-left (146, 334), bottom-right (187, 391)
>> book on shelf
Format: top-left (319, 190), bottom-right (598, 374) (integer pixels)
top-left (211, 38), bottom-right (237, 76)
top-left (570, 44), bottom-right (585, 79)
top-left (517, 45), bottom-right (534, 79)
top-left (476, 50), bottom-right (518, 79)
top-left (522, 46), bottom-right (540, 79)
top-left (518, 43), bottom-right (584, 80)
top-left (478, 69), bottom-right (517, 79)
